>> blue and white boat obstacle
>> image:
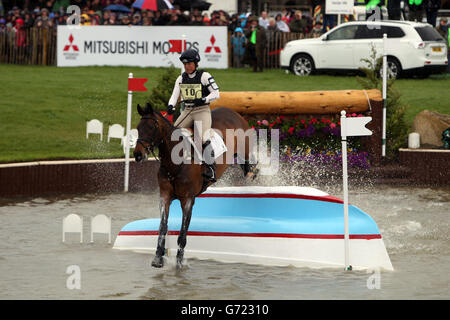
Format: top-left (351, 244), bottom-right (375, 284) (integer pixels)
top-left (114, 186), bottom-right (393, 271)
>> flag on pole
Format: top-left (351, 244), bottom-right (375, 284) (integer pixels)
top-left (169, 39), bottom-right (184, 53)
top-left (340, 111), bottom-right (372, 271)
top-left (340, 116), bottom-right (372, 137)
top-left (128, 78), bottom-right (148, 92)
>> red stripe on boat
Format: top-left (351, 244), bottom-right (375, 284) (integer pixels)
top-left (197, 193), bottom-right (344, 204)
top-left (118, 230), bottom-right (381, 240)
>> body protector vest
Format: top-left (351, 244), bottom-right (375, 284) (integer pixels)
top-left (180, 70), bottom-right (210, 105)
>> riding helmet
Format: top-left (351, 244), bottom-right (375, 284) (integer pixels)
top-left (179, 49), bottom-right (201, 64)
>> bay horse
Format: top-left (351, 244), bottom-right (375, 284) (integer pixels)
top-left (133, 103), bottom-right (257, 269)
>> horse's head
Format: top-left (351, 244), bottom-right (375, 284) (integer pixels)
top-left (134, 102), bottom-right (163, 162)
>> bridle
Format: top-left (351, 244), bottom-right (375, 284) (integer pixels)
top-left (136, 116), bottom-right (163, 162)
top-left (136, 114), bottom-right (181, 182)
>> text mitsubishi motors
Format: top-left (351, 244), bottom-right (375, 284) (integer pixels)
top-left (57, 26), bottom-right (228, 69)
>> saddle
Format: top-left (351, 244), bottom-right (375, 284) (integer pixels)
top-left (178, 127), bottom-right (227, 163)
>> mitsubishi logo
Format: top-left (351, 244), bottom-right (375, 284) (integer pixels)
top-left (63, 34), bottom-right (79, 52)
top-left (205, 35), bottom-right (221, 53)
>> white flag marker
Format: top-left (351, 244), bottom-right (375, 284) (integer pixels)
top-left (340, 110), bottom-right (373, 271)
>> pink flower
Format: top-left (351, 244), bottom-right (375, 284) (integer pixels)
top-left (257, 120), bottom-right (261, 125)
top-left (352, 113), bottom-right (357, 117)
top-left (262, 120), bottom-right (269, 126)
top-left (330, 123), bottom-right (336, 129)
top-left (357, 114), bottom-right (363, 117)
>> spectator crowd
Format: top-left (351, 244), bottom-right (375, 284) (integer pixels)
top-left (0, 0), bottom-right (322, 35)
top-left (1, 0), bottom-right (448, 70)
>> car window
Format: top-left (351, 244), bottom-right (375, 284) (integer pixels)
top-left (327, 25), bottom-right (359, 40)
top-left (355, 25), bottom-right (382, 39)
top-left (414, 26), bottom-right (445, 41)
top-left (381, 26), bottom-right (405, 38)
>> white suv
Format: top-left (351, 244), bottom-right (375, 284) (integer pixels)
top-left (280, 20), bottom-right (448, 78)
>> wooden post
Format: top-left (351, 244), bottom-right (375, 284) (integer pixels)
top-left (42, 28), bottom-right (48, 66)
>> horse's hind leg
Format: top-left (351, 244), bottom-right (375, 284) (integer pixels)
top-left (176, 197), bottom-right (194, 269)
top-left (151, 197), bottom-right (171, 268)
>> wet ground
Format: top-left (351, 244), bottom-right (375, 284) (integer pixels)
top-left (0, 167), bottom-right (449, 300)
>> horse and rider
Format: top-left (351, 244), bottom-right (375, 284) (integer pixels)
top-left (133, 48), bottom-right (257, 269)
top-left (167, 48), bottom-right (220, 183)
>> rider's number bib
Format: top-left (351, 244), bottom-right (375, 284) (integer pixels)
top-left (180, 84), bottom-right (202, 101)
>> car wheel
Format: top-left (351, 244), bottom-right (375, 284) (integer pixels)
top-left (380, 57), bottom-right (402, 80)
top-left (290, 54), bottom-right (315, 76)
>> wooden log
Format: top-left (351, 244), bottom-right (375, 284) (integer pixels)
top-left (210, 89), bottom-right (382, 114)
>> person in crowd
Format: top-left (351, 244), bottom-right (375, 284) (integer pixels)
top-left (142, 16), bottom-right (152, 26)
top-left (90, 0), bottom-right (103, 12)
top-left (312, 21), bottom-right (323, 37)
top-left (228, 13), bottom-right (239, 32)
top-left (167, 12), bottom-right (179, 25)
top-left (104, 12), bottom-right (117, 25)
top-left (435, 17), bottom-right (449, 72)
top-left (289, 10), bottom-right (308, 34)
top-left (52, 0), bottom-right (70, 12)
top-left (408, 0), bottom-right (425, 22)
top-left (132, 13), bottom-right (142, 25)
top-left (258, 10), bottom-right (269, 29)
top-left (23, 11), bottom-right (35, 28)
top-left (14, 18), bottom-right (27, 48)
top-left (153, 10), bottom-right (166, 25)
top-left (267, 17), bottom-right (279, 32)
top-left (238, 13), bottom-right (247, 29)
top-left (34, 8), bottom-right (52, 28)
top-left (120, 14), bottom-right (132, 26)
top-left (244, 16), bottom-right (267, 72)
top-left (232, 27), bottom-right (246, 67)
top-left (0, 18), bottom-right (6, 33)
top-left (426, 0), bottom-right (441, 26)
top-left (387, 0), bottom-right (402, 20)
top-left (80, 13), bottom-right (91, 25)
top-left (275, 13), bottom-right (290, 32)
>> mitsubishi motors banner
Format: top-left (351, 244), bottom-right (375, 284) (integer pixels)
top-left (57, 26), bottom-right (228, 68)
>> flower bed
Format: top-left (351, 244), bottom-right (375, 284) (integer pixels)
top-left (249, 114), bottom-right (371, 169)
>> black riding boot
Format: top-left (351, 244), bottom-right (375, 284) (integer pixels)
top-left (202, 140), bottom-right (217, 183)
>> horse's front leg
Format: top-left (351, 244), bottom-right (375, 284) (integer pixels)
top-left (151, 196), bottom-right (172, 268)
top-left (176, 197), bottom-right (195, 269)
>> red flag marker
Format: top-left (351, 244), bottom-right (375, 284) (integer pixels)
top-left (128, 78), bottom-right (148, 92)
top-left (168, 39), bottom-right (183, 53)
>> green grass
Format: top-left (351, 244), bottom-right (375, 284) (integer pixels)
top-left (0, 64), bottom-right (449, 163)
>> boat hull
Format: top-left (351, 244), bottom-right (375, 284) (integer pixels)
top-left (113, 187), bottom-right (394, 271)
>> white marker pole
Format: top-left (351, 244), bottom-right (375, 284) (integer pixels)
top-left (124, 73), bottom-right (133, 192)
top-left (382, 33), bottom-right (387, 157)
top-left (340, 110), bottom-right (351, 270)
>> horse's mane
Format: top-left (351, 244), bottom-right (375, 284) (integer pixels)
top-left (142, 103), bottom-right (174, 128)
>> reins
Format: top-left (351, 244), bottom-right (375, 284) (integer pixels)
top-left (138, 113), bottom-right (182, 182)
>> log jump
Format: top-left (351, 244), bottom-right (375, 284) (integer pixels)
top-left (210, 89), bottom-right (382, 115)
